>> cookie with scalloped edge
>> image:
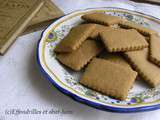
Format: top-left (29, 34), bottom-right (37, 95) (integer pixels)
top-left (124, 48), bottom-right (160, 87)
top-left (81, 13), bottom-right (123, 26)
top-left (149, 34), bottom-right (160, 67)
top-left (80, 58), bottom-right (137, 100)
top-left (100, 29), bottom-right (148, 52)
top-left (119, 21), bottom-right (157, 36)
top-left (56, 40), bottom-right (103, 71)
top-left (54, 24), bottom-right (96, 53)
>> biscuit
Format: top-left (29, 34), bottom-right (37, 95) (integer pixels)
top-left (124, 48), bottom-right (160, 87)
top-left (81, 13), bottom-right (123, 26)
top-left (80, 58), bottom-right (137, 100)
top-left (54, 24), bottom-right (96, 53)
top-left (119, 21), bottom-right (157, 36)
top-left (90, 24), bottom-right (114, 39)
top-left (149, 34), bottom-right (160, 66)
top-left (56, 40), bottom-right (103, 71)
top-left (100, 29), bottom-right (148, 52)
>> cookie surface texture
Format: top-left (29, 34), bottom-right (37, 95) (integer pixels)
top-left (100, 29), bottom-right (148, 52)
top-left (80, 58), bottom-right (137, 100)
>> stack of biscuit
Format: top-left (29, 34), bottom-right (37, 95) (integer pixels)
top-left (55, 12), bottom-right (160, 100)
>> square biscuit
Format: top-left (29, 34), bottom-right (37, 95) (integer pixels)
top-left (81, 13), bottom-right (123, 26)
top-left (149, 34), bottom-right (160, 66)
top-left (80, 58), bottom-right (137, 100)
top-left (119, 21), bottom-right (157, 36)
top-left (54, 24), bottom-right (96, 53)
top-left (56, 40), bottom-right (103, 71)
top-left (100, 29), bottom-right (148, 52)
top-left (124, 48), bottom-right (160, 87)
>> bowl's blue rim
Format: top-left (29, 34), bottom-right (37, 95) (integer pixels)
top-left (36, 7), bottom-right (160, 113)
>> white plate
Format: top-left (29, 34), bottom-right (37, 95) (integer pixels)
top-left (37, 7), bottom-right (160, 112)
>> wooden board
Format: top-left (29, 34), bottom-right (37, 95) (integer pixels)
top-left (131, 0), bottom-right (160, 5)
top-left (0, 0), bottom-right (44, 54)
top-left (23, 0), bottom-right (64, 34)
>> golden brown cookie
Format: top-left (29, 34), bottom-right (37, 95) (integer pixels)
top-left (81, 13), bottom-right (123, 26)
top-left (54, 24), bottom-right (96, 53)
top-left (56, 40), bottom-right (103, 71)
top-left (124, 48), bottom-right (160, 87)
top-left (119, 21), bottom-right (157, 36)
top-left (100, 29), bottom-right (148, 52)
top-left (80, 58), bottom-right (137, 100)
top-left (149, 34), bottom-right (160, 66)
